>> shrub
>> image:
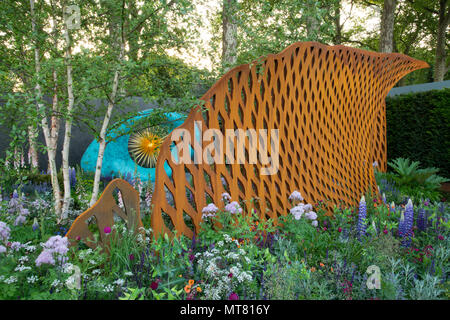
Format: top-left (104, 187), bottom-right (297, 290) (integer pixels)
top-left (385, 88), bottom-right (450, 178)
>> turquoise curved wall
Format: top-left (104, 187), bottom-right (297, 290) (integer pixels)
top-left (80, 110), bottom-right (185, 182)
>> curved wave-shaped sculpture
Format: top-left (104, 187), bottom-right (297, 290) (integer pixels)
top-left (149, 41), bottom-right (428, 239)
top-left (81, 110), bottom-right (185, 182)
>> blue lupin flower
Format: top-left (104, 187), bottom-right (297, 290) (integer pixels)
top-left (69, 167), bottom-right (77, 188)
top-left (417, 207), bottom-right (426, 232)
top-left (32, 218), bottom-right (39, 232)
top-left (400, 199), bottom-right (414, 247)
top-left (382, 193), bottom-right (387, 204)
top-left (357, 196), bottom-right (367, 239)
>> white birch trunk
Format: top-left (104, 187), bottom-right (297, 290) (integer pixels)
top-left (222, 0), bottom-right (238, 71)
top-left (89, 42), bottom-right (125, 207)
top-left (61, 7), bottom-right (75, 220)
top-left (27, 125), bottom-right (39, 168)
top-left (30, 0), bottom-right (62, 216)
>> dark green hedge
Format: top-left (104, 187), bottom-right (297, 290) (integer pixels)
top-left (385, 88), bottom-right (450, 178)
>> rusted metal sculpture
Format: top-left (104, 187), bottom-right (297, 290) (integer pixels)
top-left (66, 179), bottom-right (143, 249)
top-left (150, 41), bottom-right (428, 239)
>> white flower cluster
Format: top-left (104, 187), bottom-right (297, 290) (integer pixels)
top-left (78, 248), bottom-right (94, 260)
top-left (196, 234), bottom-right (253, 300)
top-left (4, 276), bottom-right (17, 284)
top-left (289, 191), bottom-right (319, 227)
top-left (27, 275), bottom-right (38, 284)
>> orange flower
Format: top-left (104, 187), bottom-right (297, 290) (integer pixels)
top-left (374, 203), bottom-right (378, 208)
top-left (188, 279), bottom-right (195, 286)
top-left (196, 287), bottom-right (202, 293)
top-left (310, 267), bottom-right (316, 272)
top-left (319, 262), bottom-right (325, 267)
top-left (184, 285), bottom-right (191, 293)
top-left (330, 267), bottom-right (334, 272)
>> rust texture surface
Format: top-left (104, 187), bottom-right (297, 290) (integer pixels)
top-left (66, 178), bottom-right (143, 249)
top-left (149, 42), bottom-right (428, 239)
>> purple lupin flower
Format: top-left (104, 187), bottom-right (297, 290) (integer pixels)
top-left (417, 207), bottom-right (426, 232)
top-left (69, 167), bottom-right (76, 188)
top-left (357, 196), bottom-right (367, 239)
top-left (382, 193), bottom-right (387, 204)
top-left (400, 199), bottom-right (414, 247)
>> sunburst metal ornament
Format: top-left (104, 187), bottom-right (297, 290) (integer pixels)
top-left (128, 129), bottom-right (165, 168)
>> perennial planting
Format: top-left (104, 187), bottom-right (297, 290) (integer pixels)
top-left (0, 168), bottom-right (448, 300)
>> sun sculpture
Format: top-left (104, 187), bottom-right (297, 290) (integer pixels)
top-left (80, 110), bottom-right (185, 182)
top-left (67, 42), bottom-right (429, 248)
top-left (128, 128), bottom-right (165, 168)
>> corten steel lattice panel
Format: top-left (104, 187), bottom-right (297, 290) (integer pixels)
top-left (149, 42), bottom-right (428, 239)
top-left (65, 179), bottom-right (143, 249)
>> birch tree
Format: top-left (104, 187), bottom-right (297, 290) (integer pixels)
top-left (29, 0), bottom-right (64, 216)
top-left (86, 0), bottom-right (200, 206)
top-left (222, 0), bottom-right (238, 71)
top-left (61, 2), bottom-right (76, 219)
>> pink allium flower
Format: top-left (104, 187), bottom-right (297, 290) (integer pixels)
top-left (129, 254), bottom-right (135, 260)
top-left (228, 292), bottom-right (239, 300)
top-left (338, 227), bottom-right (342, 233)
top-left (104, 226), bottom-right (112, 234)
top-left (438, 235), bottom-right (444, 240)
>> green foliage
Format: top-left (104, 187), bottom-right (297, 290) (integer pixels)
top-left (386, 89), bottom-right (450, 178)
top-left (376, 157), bottom-right (449, 202)
top-left (388, 157), bottom-right (448, 190)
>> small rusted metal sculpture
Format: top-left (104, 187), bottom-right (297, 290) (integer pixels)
top-left (65, 179), bottom-right (143, 249)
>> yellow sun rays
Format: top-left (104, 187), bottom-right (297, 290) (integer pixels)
top-left (128, 129), bottom-right (164, 168)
